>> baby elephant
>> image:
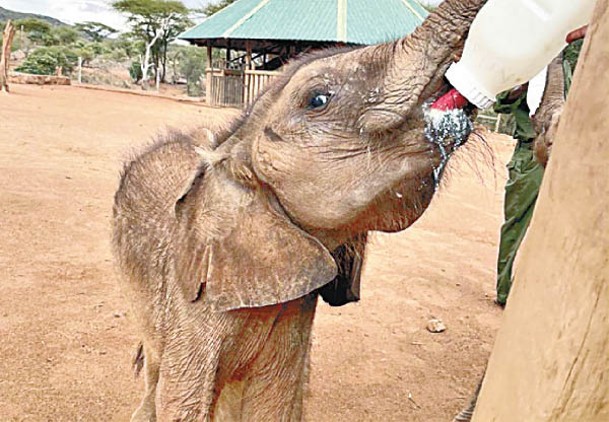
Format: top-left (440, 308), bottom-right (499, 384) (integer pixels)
top-left (112, 0), bottom-right (484, 420)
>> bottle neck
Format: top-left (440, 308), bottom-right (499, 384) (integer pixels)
top-left (445, 61), bottom-right (495, 109)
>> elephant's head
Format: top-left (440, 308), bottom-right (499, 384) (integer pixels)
top-left (171, 0), bottom-right (487, 310)
top-left (220, 0), bottom-right (485, 245)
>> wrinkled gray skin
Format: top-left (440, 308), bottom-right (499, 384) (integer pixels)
top-left (534, 55), bottom-right (566, 167)
top-left (113, 0), bottom-right (486, 420)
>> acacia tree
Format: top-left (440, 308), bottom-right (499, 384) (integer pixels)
top-left (202, 0), bottom-right (237, 16)
top-left (113, 0), bottom-right (191, 83)
top-left (75, 22), bottom-right (118, 42)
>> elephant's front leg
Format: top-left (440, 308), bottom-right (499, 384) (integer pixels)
top-left (155, 334), bottom-right (222, 421)
top-left (131, 342), bottom-right (161, 422)
top-left (240, 295), bottom-right (318, 421)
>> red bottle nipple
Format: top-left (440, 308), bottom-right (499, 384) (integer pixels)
top-left (430, 88), bottom-right (469, 111)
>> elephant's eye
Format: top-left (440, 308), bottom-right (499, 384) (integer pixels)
top-left (307, 92), bottom-right (332, 110)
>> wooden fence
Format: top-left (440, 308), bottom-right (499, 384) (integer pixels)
top-left (476, 113), bottom-right (502, 133)
top-left (205, 68), bottom-right (280, 108)
top-left (243, 69), bottom-right (279, 107)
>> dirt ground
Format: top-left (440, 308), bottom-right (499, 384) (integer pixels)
top-left (0, 85), bottom-right (514, 421)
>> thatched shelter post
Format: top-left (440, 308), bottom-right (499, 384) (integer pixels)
top-left (206, 42), bottom-right (213, 105)
top-left (245, 41), bottom-right (252, 70)
top-left (244, 41), bottom-right (253, 105)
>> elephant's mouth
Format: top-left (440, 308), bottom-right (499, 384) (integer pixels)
top-left (403, 81), bottom-right (475, 150)
top-left (417, 79), bottom-right (478, 184)
top-left (386, 102), bottom-right (473, 182)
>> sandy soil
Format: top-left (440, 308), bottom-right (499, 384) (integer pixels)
top-left (0, 84), bottom-right (513, 421)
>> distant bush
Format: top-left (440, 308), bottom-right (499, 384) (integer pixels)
top-left (89, 41), bottom-right (111, 56)
top-left (16, 46), bottom-right (78, 75)
top-left (129, 61), bottom-right (143, 83)
top-left (16, 51), bottom-right (59, 75)
top-left (50, 26), bottom-right (80, 45)
top-left (180, 47), bottom-right (206, 96)
top-left (111, 35), bottom-right (142, 60)
top-left (105, 46), bottom-right (128, 62)
top-left (14, 18), bottom-right (53, 45)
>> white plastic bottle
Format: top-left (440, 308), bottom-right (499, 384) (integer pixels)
top-left (445, 0), bottom-right (596, 109)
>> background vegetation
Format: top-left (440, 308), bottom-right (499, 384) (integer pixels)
top-left (0, 1), bottom-right (214, 95)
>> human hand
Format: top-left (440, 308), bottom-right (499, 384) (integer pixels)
top-left (506, 83), bottom-right (528, 101)
top-left (566, 25), bottom-right (588, 43)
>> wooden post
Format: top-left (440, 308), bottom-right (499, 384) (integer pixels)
top-left (206, 43), bottom-right (213, 105)
top-left (473, 2), bottom-right (609, 420)
top-left (245, 41), bottom-right (252, 70)
top-left (226, 41), bottom-right (231, 64)
top-left (207, 44), bottom-right (213, 69)
top-left (244, 41), bottom-right (252, 106)
top-left (0, 20), bottom-right (16, 93)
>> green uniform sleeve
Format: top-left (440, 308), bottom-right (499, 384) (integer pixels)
top-left (493, 90), bottom-right (537, 141)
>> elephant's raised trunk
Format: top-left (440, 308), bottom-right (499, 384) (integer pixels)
top-left (359, 0), bottom-right (487, 132)
top-left (535, 55), bottom-right (566, 122)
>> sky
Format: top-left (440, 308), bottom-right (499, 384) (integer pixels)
top-left (1, 0), bottom-right (209, 30)
top-left (2, 0), bottom-right (443, 32)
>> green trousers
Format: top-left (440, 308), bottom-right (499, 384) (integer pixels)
top-left (496, 141), bottom-right (544, 305)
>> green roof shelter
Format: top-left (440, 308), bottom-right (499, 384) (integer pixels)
top-left (179, 0), bottom-right (428, 106)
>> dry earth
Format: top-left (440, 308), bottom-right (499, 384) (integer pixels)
top-left (0, 85), bottom-right (513, 421)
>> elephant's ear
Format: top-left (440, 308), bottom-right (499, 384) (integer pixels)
top-left (318, 233), bottom-right (368, 306)
top-left (174, 170), bottom-right (337, 312)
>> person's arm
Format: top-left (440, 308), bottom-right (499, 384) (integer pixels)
top-left (494, 84), bottom-right (528, 114)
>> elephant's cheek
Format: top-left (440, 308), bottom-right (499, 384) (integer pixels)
top-left (356, 177), bottom-right (436, 233)
top-left (252, 141), bottom-right (286, 188)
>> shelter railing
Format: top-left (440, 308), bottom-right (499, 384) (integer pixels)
top-left (205, 68), bottom-right (281, 108)
top-left (243, 69), bottom-right (280, 107)
top-left (205, 68), bottom-right (243, 107)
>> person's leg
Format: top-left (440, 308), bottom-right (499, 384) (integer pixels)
top-left (496, 143), bottom-right (544, 305)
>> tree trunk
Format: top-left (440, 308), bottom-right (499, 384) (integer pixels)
top-left (152, 45), bottom-right (160, 83)
top-left (473, 1), bottom-right (609, 420)
top-left (1, 20), bottom-right (16, 93)
top-left (161, 38), bottom-right (168, 83)
top-left (141, 31), bottom-right (162, 90)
